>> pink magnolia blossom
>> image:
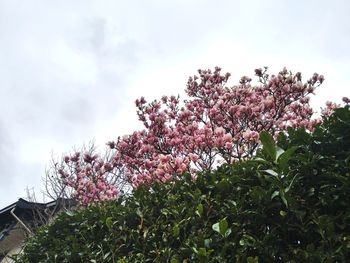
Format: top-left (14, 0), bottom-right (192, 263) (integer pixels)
top-left (321, 101), bottom-right (341, 117)
top-left (57, 66), bottom-right (347, 205)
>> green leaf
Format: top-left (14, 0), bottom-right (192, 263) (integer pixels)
top-left (196, 204), bottom-right (203, 217)
top-left (285, 174), bottom-right (298, 193)
top-left (219, 218), bottom-right (228, 235)
top-left (212, 218), bottom-right (231, 237)
top-left (253, 157), bottom-right (269, 164)
top-left (279, 210), bottom-right (287, 217)
top-left (217, 179), bottom-right (230, 193)
top-left (277, 146), bottom-right (297, 171)
top-left (224, 228), bottom-right (232, 238)
top-left (260, 131), bottom-right (276, 161)
top-left (280, 191), bottom-right (288, 208)
top-left (136, 208), bottom-right (143, 218)
top-left (105, 217), bottom-right (113, 230)
top-left (173, 224), bottom-right (180, 237)
top-left (65, 211), bottom-right (74, 217)
top-left (212, 222), bottom-right (220, 234)
top-left (276, 147), bottom-right (285, 160)
top-left (247, 256), bottom-right (259, 263)
top-left (197, 248), bottom-right (207, 257)
top-left (264, 169), bottom-right (279, 177)
top-left (271, 190), bottom-right (279, 200)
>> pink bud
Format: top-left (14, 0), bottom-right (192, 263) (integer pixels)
top-left (225, 142), bottom-right (233, 149)
top-left (342, 97), bottom-right (350, 104)
top-left (64, 156), bottom-right (70, 163)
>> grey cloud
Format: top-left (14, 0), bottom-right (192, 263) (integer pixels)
top-left (0, 1), bottom-right (143, 206)
top-left (0, 122), bottom-right (21, 206)
top-left (0, 124), bottom-right (15, 184)
top-left (0, 0), bottom-right (349, 208)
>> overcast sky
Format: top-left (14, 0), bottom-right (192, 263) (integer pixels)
top-left (0, 0), bottom-right (349, 207)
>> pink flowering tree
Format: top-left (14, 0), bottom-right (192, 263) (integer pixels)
top-left (56, 144), bottom-right (121, 205)
top-left (56, 67), bottom-right (347, 205)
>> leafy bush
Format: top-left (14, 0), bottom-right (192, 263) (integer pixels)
top-left (15, 107), bottom-right (350, 262)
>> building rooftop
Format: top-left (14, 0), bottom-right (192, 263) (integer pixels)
top-left (0, 198), bottom-right (77, 261)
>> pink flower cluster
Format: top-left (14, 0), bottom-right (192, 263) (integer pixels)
top-left (321, 101), bottom-right (341, 117)
top-left (112, 67), bottom-right (324, 186)
top-left (58, 152), bottom-right (119, 205)
top-left (58, 67), bottom-right (345, 204)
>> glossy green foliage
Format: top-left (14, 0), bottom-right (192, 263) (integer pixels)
top-left (14, 107), bottom-right (350, 262)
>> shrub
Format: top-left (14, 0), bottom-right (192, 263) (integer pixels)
top-left (15, 107), bottom-right (350, 262)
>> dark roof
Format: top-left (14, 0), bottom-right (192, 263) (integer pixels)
top-left (0, 198), bottom-right (76, 230)
top-left (0, 198), bottom-right (77, 256)
top-left (0, 198), bottom-right (46, 214)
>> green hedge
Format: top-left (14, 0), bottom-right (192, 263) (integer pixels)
top-left (14, 107), bottom-right (350, 262)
